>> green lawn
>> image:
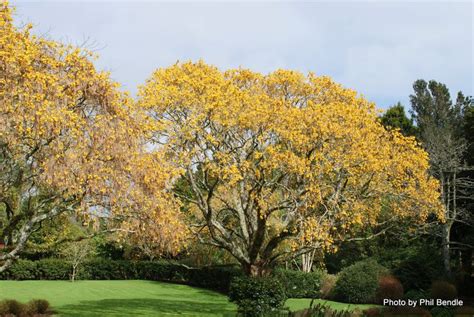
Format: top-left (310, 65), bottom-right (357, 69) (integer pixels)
top-left (0, 280), bottom-right (374, 316)
top-left (0, 280), bottom-right (236, 316)
top-left (287, 298), bottom-right (377, 312)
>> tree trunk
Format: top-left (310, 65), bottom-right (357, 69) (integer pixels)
top-left (301, 250), bottom-right (316, 273)
top-left (71, 265), bottom-right (76, 282)
top-left (442, 222), bottom-right (452, 278)
top-left (242, 261), bottom-right (271, 277)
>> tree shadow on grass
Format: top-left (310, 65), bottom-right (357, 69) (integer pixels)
top-left (58, 298), bottom-right (236, 317)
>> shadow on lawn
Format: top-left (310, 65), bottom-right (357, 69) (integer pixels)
top-left (58, 298), bottom-right (236, 317)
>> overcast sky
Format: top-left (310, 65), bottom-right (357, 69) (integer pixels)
top-left (11, 1), bottom-right (473, 109)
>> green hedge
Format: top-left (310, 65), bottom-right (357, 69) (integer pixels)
top-left (0, 259), bottom-right (190, 282)
top-left (0, 259), bottom-right (323, 295)
top-left (229, 276), bottom-right (287, 316)
top-left (273, 268), bottom-right (325, 298)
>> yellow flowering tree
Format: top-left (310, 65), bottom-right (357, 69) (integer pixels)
top-left (139, 61), bottom-right (442, 276)
top-left (0, 2), bottom-right (186, 272)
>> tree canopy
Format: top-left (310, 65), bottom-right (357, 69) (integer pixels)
top-left (138, 61), bottom-right (442, 276)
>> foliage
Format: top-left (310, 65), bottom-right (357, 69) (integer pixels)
top-left (375, 275), bottom-right (404, 304)
top-left (228, 276), bottom-right (287, 316)
top-left (0, 1), bottom-right (186, 272)
top-left (94, 238), bottom-right (126, 260)
top-left (138, 61), bottom-right (442, 276)
top-left (273, 268), bottom-right (325, 298)
top-left (333, 260), bottom-right (388, 304)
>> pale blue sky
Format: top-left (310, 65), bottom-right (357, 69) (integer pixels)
top-left (11, 1), bottom-right (473, 109)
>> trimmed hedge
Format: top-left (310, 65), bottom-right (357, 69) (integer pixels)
top-left (229, 276), bottom-right (287, 316)
top-left (0, 259), bottom-right (189, 283)
top-left (0, 259), bottom-right (324, 296)
top-left (188, 265), bottom-right (243, 292)
top-left (273, 268), bottom-right (325, 298)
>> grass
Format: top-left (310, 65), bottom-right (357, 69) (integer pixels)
top-left (0, 280), bottom-right (236, 316)
top-left (0, 280), bottom-right (376, 316)
top-left (286, 298), bottom-right (377, 312)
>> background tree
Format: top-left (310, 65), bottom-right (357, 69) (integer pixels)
top-left (409, 80), bottom-right (473, 277)
top-left (62, 239), bottom-right (95, 282)
top-left (0, 2), bottom-right (186, 272)
top-left (380, 102), bottom-right (417, 137)
top-left (138, 61), bottom-right (442, 276)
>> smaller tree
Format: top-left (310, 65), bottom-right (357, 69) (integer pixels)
top-left (62, 240), bottom-right (94, 282)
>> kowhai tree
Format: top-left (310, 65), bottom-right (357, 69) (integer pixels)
top-left (139, 61), bottom-right (442, 276)
top-left (0, 2), bottom-right (186, 272)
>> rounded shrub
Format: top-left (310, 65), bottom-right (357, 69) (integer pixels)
top-left (228, 276), bottom-right (287, 316)
top-left (0, 299), bottom-right (24, 316)
top-left (430, 280), bottom-right (457, 300)
top-left (333, 259), bottom-right (388, 304)
top-left (375, 274), bottom-right (404, 304)
top-left (26, 299), bottom-right (51, 315)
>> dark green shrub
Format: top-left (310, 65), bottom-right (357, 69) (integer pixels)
top-left (0, 299), bottom-right (24, 316)
top-left (375, 274), bottom-right (404, 304)
top-left (229, 276), bottom-right (287, 316)
top-left (404, 289), bottom-right (429, 302)
top-left (189, 265), bottom-right (242, 292)
top-left (273, 269), bottom-right (325, 298)
top-left (333, 259), bottom-right (388, 304)
top-left (36, 259), bottom-right (70, 280)
top-left (392, 250), bottom-right (443, 291)
top-left (430, 281), bottom-right (457, 300)
top-left (25, 299), bottom-right (51, 315)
